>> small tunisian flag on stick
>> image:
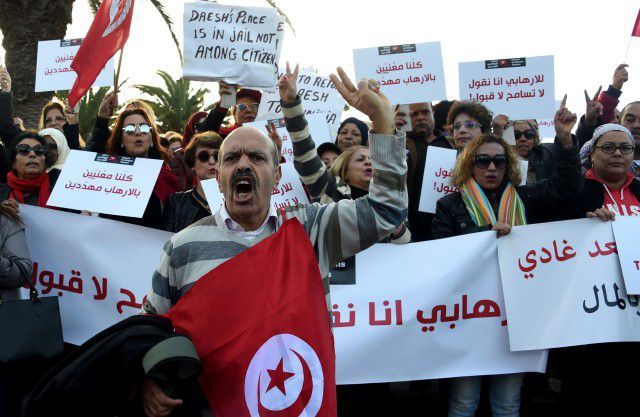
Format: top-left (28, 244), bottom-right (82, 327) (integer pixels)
top-left (632, 9), bottom-right (640, 37)
top-left (68, 0), bottom-right (135, 107)
top-left (165, 218), bottom-right (337, 417)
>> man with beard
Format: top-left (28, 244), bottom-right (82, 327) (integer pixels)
top-left (140, 67), bottom-right (408, 417)
top-left (405, 102), bottom-right (453, 241)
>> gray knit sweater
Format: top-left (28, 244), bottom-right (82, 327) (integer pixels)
top-left (143, 98), bottom-right (408, 315)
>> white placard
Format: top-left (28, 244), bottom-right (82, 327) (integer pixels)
top-left (458, 55), bottom-right (555, 120)
top-left (20, 205), bottom-right (172, 345)
top-left (47, 150), bottom-right (163, 218)
top-left (519, 159), bottom-right (529, 186)
top-left (257, 69), bottom-right (345, 128)
top-left (611, 216), bottom-right (640, 294)
top-left (418, 147), bottom-right (458, 213)
top-left (35, 38), bottom-right (114, 93)
top-left (353, 42), bottom-right (447, 105)
top-left (245, 114), bottom-right (332, 163)
top-left (183, 2), bottom-right (284, 90)
top-left (498, 218), bottom-right (640, 351)
top-left (536, 100), bottom-right (562, 139)
top-left (21, 205), bottom-right (546, 381)
top-left (334, 232), bottom-right (547, 384)
top-left (201, 162), bottom-right (310, 212)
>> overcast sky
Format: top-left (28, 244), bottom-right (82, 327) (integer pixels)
top-left (1, 0), bottom-right (640, 122)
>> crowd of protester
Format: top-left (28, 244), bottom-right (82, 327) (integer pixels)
top-left (0, 58), bottom-right (637, 417)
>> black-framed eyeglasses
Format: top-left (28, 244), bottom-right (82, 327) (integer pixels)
top-left (514, 129), bottom-right (536, 140)
top-left (453, 120), bottom-right (480, 131)
top-left (122, 124), bottom-right (151, 134)
top-left (236, 103), bottom-right (259, 112)
top-left (16, 144), bottom-right (46, 156)
top-left (593, 143), bottom-right (635, 155)
top-left (197, 150), bottom-right (217, 163)
top-left (474, 154), bottom-right (508, 169)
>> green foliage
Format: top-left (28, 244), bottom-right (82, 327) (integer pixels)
top-left (134, 70), bottom-right (209, 132)
top-left (54, 86), bottom-right (110, 140)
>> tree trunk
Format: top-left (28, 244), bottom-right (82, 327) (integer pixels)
top-left (0, 0), bottom-right (75, 128)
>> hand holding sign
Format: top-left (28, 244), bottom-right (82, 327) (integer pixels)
top-left (612, 64), bottom-right (629, 90)
top-left (0, 66), bottom-right (11, 93)
top-left (584, 87), bottom-right (603, 127)
top-left (98, 90), bottom-right (119, 119)
top-left (553, 95), bottom-right (577, 146)
top-left (330, 67), bottom-right (393, 135)
top-left (278, 62), bottom-right (299, 104)
top-left (586, 207), bottom-right (616, 222)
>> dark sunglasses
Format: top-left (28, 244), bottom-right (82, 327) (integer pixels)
top-left (453, 120), bottom-right (480, 131)
top-left (16, 144), bottom-right (46, 156)
top-left (514, 129), bottom-right (536, 140)
top-left (236, 103), bottom-right (259, 112)
top-left (593, 143), bottom-right (635, 155)
top-left (197, 150), bottom-right (217, 163)
top-left (122, 124), bottom-right (151, 134)
top-left (474, 154), bottom-right (508, 169)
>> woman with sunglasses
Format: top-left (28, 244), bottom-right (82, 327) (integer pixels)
top-left (101, 109), bottom-right (179, 229)
top-left (431, 102), bottom-right (580, 417)
top-left (0, 132), bottom-right (61, 215)
top-left (163, 132), bottom-right (223, 233)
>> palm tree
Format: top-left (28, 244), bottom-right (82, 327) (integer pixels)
top-left (135, 70), bottom-right (209, 133)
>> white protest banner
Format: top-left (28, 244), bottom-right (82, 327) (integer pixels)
top-left (183, 2), bottom-right (284, 90)
top-left (333, 232), bottom-right (547, 384)
top-left (201, 162), bottom-right (309, 212)
top-left (21, 205), bottom-right (546, 382)
top-left (35, 38), bottom-right (114, 93)
top-left (611, 216), bottom-right (640, 294)
top-left (498, 218), bottom-right (640, 351)
top-left (47, 150), bottom-right (163, 218)
top-left (459, 56), bottom-right (555, 120)
top-left (536, 100), bottom-right (562, 139)
top-left (418, 147), bottom-right (458, 213)
top-left (245, 114), bottom-right (332, 163)
top-left (20, 205), bottom-right (172, 345)
top-left (353, 42), bottom-right (447, 105)
top-left (257, 69), bottom-right (345, 128)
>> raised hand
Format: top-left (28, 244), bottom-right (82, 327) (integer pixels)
top-left (584, 87), bottom-right (603, 127)
top-left (0, 66), bottom-right (11, 93)
top-left (98, 90), bottom-right (119, 119)
top-left (329, 67), bottom-right (393, 134)
top-left (612, 64), bottom-right (629, 90)
top-left (491, 114), bottom-right (509, 137)
top-left (554, 94), bottom-right (577, 146)
top-left (265, 121), bottom-right (283, 156)
top-left (63, 98), bottom-right (79, 125)
top-left (278, 62), bottom-right (299, 104)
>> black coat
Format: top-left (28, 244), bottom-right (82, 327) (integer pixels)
top-left (431, 143), bottom-right (582, 239)
top-left (162, 188), bottom-right (211, 233)
top-left (559, 176), bottom-right (640, 219)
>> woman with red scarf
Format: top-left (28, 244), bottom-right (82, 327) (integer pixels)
top-left (0, 132), bottom-right (59, 215)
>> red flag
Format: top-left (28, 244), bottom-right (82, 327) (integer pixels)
top-left (68, 0), bottom-right (135, 107)
top-left (632, 9), bottom-right (640, 37)
top-left (165, 219), bottom-right (337, 417)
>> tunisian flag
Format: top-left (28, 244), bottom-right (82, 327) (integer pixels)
top-left (165, 218), bottom-right (337, 417)
top-left (68, 0), bottom-right (135, 107)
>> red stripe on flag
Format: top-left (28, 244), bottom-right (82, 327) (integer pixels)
top-left (632, 9), bottom-right (640, 37)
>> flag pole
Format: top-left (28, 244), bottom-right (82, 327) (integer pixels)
top-left (624, 37), bottom-right (632, 63)
top-left (114, 47), bottom-right (125, 91)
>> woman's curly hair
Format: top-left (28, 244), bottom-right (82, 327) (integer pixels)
top-left (451, 134), bottom-right (522, 187)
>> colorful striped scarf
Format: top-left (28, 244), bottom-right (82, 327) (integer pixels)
top-left (460, 179), bottom-right (527, 227)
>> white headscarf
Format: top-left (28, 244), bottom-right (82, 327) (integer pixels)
top-left (39, 128), bottom-right (70, 172)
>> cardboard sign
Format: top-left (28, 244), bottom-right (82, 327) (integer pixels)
top-left (418, 147), bottom-right (459, 213)
top-left (183, 2), bottom-right (284, 90)
top-left (35, 38), bottom-right (114, 93)
top-left (245, 114), bottom-right (333, 163)
top-left (47, 150), bottom-right (163, 217)
top-left (257, 69), bottom-right (345, 128)
top-left (353, 42), bottom-right (447, 105)
top-left (498, 219), bottom-right (640, 351)
top-left (458, 55), bottom-right (555, 119)
top-left (201, 162), bottom-right (310, 212)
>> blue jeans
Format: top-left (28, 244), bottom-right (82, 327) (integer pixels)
top-left (448, 373), bottom-right (524, 417)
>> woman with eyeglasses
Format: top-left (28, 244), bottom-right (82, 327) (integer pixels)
top-left (430, 102), bottom-right (580, 417)
top-left (446, 101), bottom-right (493, 151)
top-left (162, 132), bottom-right (223, 233)
top-left (0, 132), bottom-right (61, 216)
top-left (100, 109), bottom-right (179, 229)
